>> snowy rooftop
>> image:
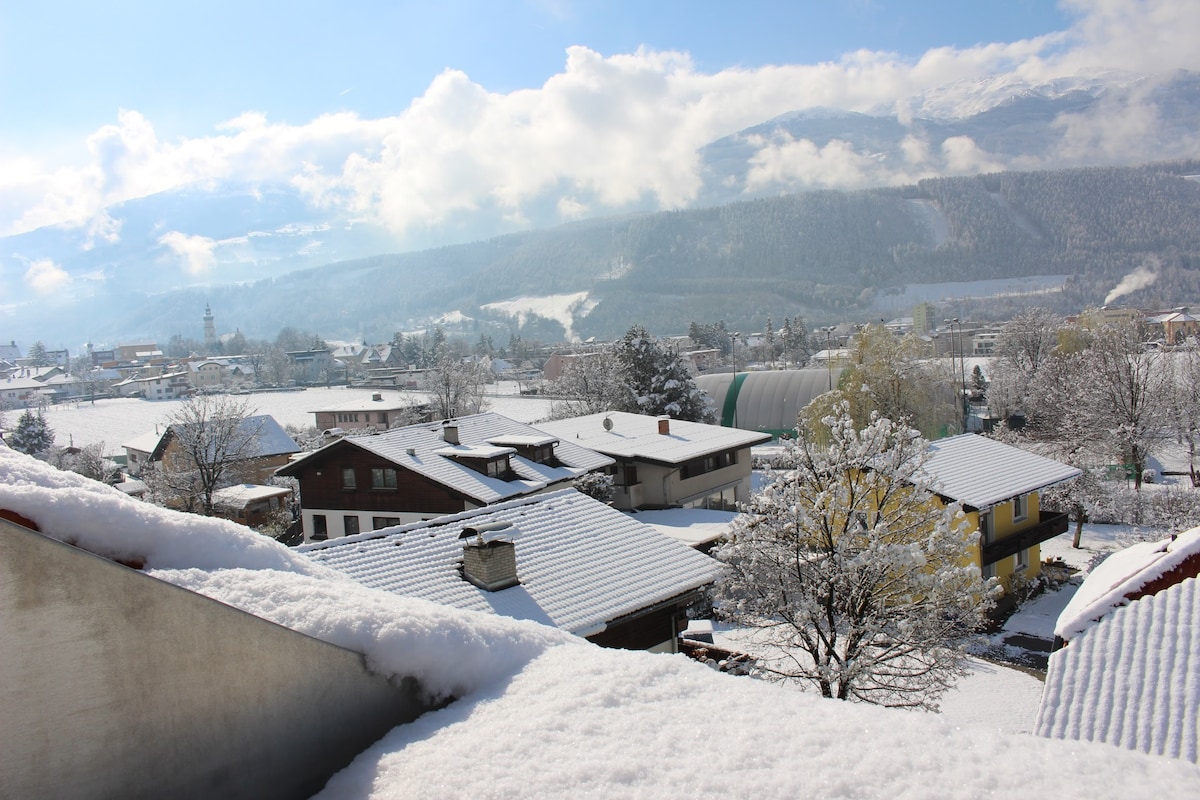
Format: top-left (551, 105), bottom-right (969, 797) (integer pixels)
top-left (160, 414), bottom-right (300, 461)
top-left (210, 483), bottom-right (292, 506)
top-left (535, 411), bottom-right (772, 465)
top-left (300, 488), bottom-right (723, 637)
top-left (3, 446), bottom-right (1200, 796)
top-left (279, 412), bottom-right (612, 506)
top-left (1037, 575), bottom-right (1199, 763)
top-left (1054, 527), bottom-right (1200, 640)
top-left (920, 433), bottom-right (1082, 509)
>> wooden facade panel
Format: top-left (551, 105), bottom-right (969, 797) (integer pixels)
top-left (290, 443), bottom-right (466, 516)
top-left (587, 605), bottom-right (680, 651)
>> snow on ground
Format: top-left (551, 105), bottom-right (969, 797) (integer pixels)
top-left (935, 656), bottom-right (1045, 734)
top-left (480, 292), bottom-right (598, 342)
top-left (35, 385), bottom-right (553, 455)
top-left (5, 446), bottom-right (1200, 797)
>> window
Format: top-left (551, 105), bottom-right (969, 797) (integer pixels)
top-left (371, 467), bottom-right (398, 489)
top-left (1015, 548), bottom-right (1029, 571)
top-left (978, 511), bottom-right (994, 545)
top-left (485, 457), bottom-right (509, 477)
top-left (373, 516), bottom-right (401, 530)
top-left (378, 412), bottom-right (388, 424)
top-left (312, 514), bottom-right (328, 541)
top-left (1012, 494), bottom-right (1028, 522)
top-left (341, 467), bottom-right (356, 489)
top-left (343, 515), bottom-right (360, 535)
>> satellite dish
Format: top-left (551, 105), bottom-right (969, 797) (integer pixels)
top-left (602, 416), bottom-right (613, 431)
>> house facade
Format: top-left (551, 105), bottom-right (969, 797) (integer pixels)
top-left (301, 488), bottom-right (723, 652)
top-left (124, 415), bottom-right (299, 486)
top-left (533, 411), bottom-right (771, 511)
top-left (919, 434), bottom-right (1081, 591)
top-left (311, 392), bottom-right (431, 433)
top-left (277, 413), bottom-right (613, 542)
top-left (113, 371), bottom-right (191, 399)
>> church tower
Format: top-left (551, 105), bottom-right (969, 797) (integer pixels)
top-left (203, 303), bottom-right (216, 348)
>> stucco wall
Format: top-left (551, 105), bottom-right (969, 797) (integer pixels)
top-left (0, 518), bottom-right (429, 800)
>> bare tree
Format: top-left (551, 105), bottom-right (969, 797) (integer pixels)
top-left (547, 351), bottom-right (626, 419)
top-left (1084, 320), bottom-right (1171, 489)
top-left (1172, 338), bottom-right (1200, 486)
top-left (146, 395), bottom-right (264, 515)
top-left (712, 404), bottom-right (992, 710)
top-left (427, 356), bottom-right (489, 419)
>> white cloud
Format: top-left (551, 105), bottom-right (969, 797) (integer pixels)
top-left (24, 259), bottom-right (71, 294)
top-left (158, 231), bottom-right (218, 276)
top-left (2, 0), bottom-right (1199, 242)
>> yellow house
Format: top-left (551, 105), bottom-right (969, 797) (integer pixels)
top-left (920, 434), bottom-right (1081, 591)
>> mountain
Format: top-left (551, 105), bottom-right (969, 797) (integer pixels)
top-left (7, 71), bottom-right (1200, 347)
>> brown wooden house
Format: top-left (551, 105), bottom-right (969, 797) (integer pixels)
top-left (276, 413), bottom-right (613, 542)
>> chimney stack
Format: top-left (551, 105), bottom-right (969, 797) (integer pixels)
top-left (372, 392), bottom-right (383, 401)
top-left (460, 522), bottom-right (518, 591)
top-left (658, 416), bottom-right (670, 435)
top-left (442, 423), bottom-right (459, 444)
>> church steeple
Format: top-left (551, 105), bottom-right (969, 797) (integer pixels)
top-left (203, 303), bottom-right (216, 347)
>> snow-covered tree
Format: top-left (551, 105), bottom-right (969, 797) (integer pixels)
top-left (427, 356), bottom-right (489, 420)
top-left (615, 326), bottom-right (714, 423)
top-left (1084, 319), bottom-right (1171, 489)
top-left (26, 340), bottom-right (49, 367)
top-left (8, 409), bottom-right (55, 456)
top-left (548, 351), bottom-right (627, 420)
top-left (1171, 337), bottom-right (1200, 486)
top-left (573, 471), bottom-right (615, 504)
top-left (711, 405), bottom-right (991, 710)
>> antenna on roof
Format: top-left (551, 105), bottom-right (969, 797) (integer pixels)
top-left (602, 415), bottom-right (613, 431)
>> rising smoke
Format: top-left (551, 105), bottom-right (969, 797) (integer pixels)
top-left (1104, 258), bottom-right (1159, 305)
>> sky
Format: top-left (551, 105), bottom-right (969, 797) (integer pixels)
top-left (2, 1), bottom-right (1199, 263)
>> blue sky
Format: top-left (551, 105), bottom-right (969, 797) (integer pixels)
top-left (3, 0), bottom-right (1199, 297)
top-left (2, 1), bottom-right (1072, 152)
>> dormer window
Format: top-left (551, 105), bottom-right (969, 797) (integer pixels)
top-left (485, 456), bottom-right (510, 477)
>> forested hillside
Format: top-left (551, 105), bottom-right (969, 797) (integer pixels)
top-left (133, 161), bottom-right (1200, 342)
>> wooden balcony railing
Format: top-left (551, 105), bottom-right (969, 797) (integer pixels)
top-left (981, 510), bottom-right (1070, 566)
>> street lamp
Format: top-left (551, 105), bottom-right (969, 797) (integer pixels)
top-left (821, 326), bottom-right (836, 390)
top-left (944, 318), bottom-right (968, 431)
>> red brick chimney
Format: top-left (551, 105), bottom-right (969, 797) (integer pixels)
top-left (658, 417), bottom-right (670, 435)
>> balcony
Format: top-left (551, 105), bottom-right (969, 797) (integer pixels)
top-left (981, 510), bottom-right (1070, 566)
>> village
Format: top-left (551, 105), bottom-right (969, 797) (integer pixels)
top-left (3, 294), bottom-right (1200, 794)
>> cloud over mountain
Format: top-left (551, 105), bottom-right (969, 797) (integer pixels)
top-left (2, 0), bottom-right (1199, 253)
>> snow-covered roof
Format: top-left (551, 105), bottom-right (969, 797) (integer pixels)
top-left (159, 415), bottom-right (300, 462)
top-left (1036, 574), bottom-right (1200, 763)
top-left (534, 411), bottom-right (771, 465)
top-left (919, 433), bottom-right (1081, 510)
top-left (300, 488), bottom-right (723, 637)
top-left (122, 430), bottom-right (165, 454)
top-left (311, 394), bottom-right (425, 413)
top-left (211, 483), bottom-right (293, 507)
top-left (1054, 527), bottom-right (1200, 640)
top-left (278, 412), bottom-right (613, 505)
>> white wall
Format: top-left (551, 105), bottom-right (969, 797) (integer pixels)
top-left (0, 519), bottom-right (430, 799)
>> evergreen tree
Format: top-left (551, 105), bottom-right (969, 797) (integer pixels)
top-left (615, 326), bottom-right (715, 422)
top-left (9, 409), bottom-right (55, 456)
top-left (26, 341), bottom-right (49, 367)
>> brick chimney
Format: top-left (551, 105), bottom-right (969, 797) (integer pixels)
top-left (460, 522), bottom-right (518, 591)
top-left (658, 416), bottom-right (670, 435)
